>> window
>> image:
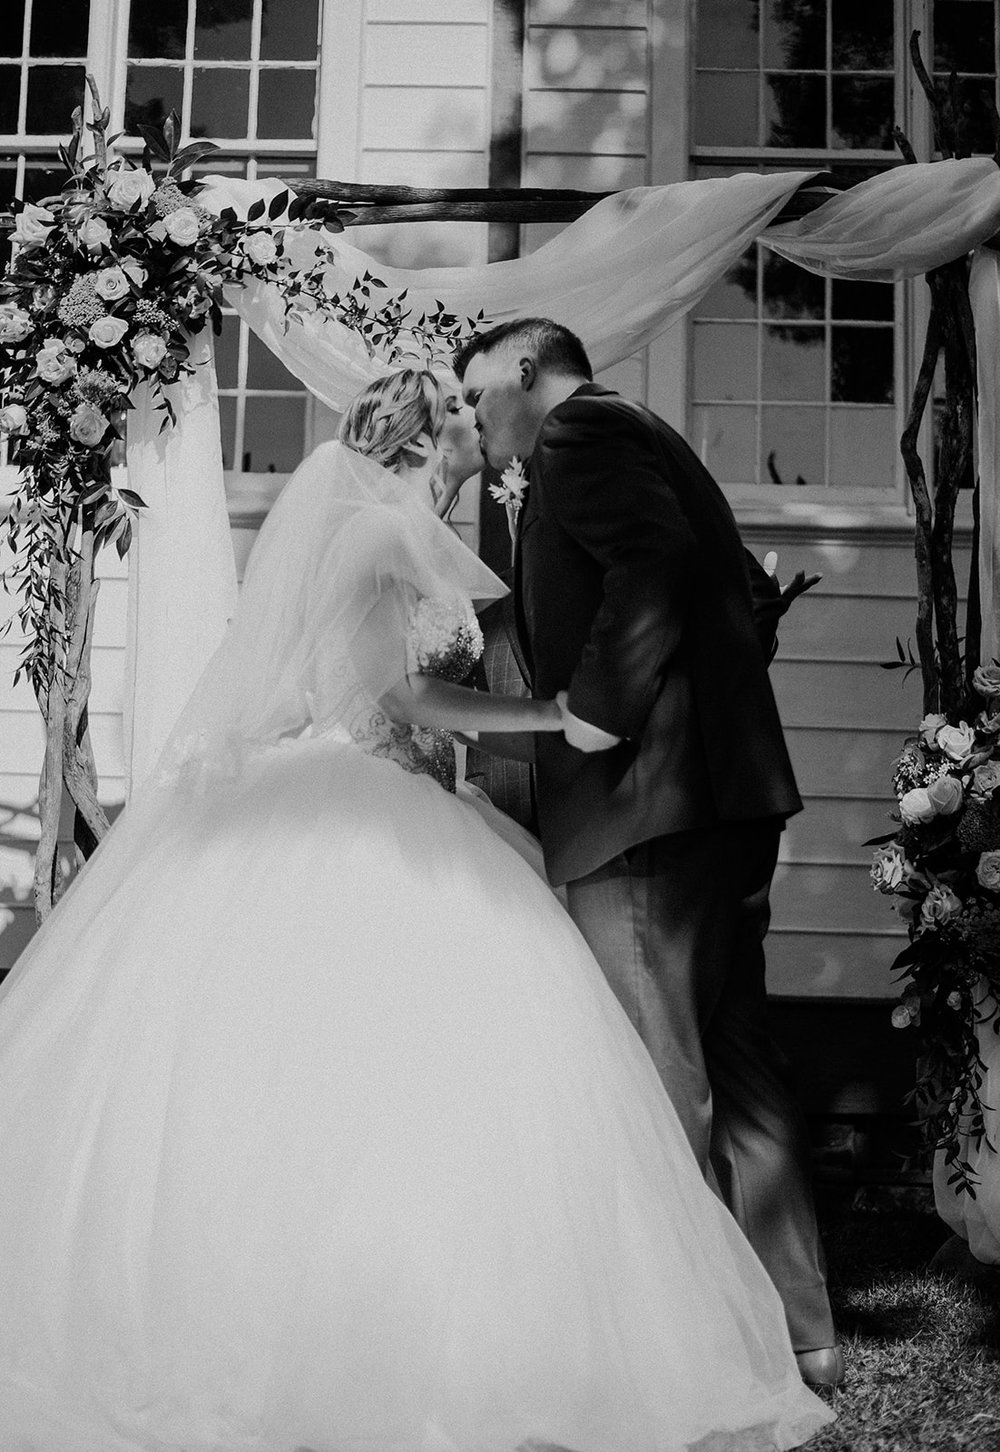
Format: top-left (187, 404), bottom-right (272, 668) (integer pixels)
top-left (689, 0), bottom-right (997, 499)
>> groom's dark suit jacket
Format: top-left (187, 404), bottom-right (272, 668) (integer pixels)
top-left (514, 384), bottom-right (801, 887)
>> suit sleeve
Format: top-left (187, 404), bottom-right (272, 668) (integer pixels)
top-left (536, 402), bottom-right (697, 740)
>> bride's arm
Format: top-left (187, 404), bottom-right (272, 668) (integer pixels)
top-left (380, 674), bottom-right (562, 734)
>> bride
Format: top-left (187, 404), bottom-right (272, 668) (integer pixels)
top-left (0, 368), bottom-right (833, 1452)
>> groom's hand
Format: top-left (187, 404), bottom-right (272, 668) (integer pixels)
top-left (556, 692), bottom-right (623, 753)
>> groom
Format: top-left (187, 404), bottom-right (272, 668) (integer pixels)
top-left (454, 318), bottom-right (842, 1386)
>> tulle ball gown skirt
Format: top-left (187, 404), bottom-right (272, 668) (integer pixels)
top-left (0, 737), bottom-right (832, 1452)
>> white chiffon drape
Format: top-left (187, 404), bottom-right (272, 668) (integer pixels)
top-left (123, 158), bottom-right (1000, 788)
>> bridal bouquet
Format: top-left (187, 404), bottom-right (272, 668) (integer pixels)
top-left (871, 665), bottom-right (1000, 1187)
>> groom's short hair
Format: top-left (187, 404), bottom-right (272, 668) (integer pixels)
top-left (453, 318), bottom-right (593, 383)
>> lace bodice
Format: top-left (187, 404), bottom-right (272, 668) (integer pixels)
top-left (313, 596), bottom-right (484, 792)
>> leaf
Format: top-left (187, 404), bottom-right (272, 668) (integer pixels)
top-left (118, 489), bottom-right (146, 510)
top-left (267, 189), bottom-right (290, 220)
top-left (169, 140), bottom-right (221, 172)
top-left (137, 124), bottom-right (172, 164)
top-left (864, 831), bottom-right (899, 847)
top-left (163, 109), bottom-right (180, 158)
top-left (247, 198), bottom-right (266, 223)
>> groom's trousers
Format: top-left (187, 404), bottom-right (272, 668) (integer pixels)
top-left (564, 817), bottom-right (835, 1353)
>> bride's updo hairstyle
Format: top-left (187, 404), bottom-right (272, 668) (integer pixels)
top-left (338, 368), bottom-right (447, 473)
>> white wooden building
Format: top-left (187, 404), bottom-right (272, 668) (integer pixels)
top-left (0, 0), bottom-right (993, 1124)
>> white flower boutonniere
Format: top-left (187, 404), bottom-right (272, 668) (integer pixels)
top-left (487, 456), bottom-right (528, 541)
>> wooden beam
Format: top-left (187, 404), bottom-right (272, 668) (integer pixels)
top-left (488, 0), bottom-right (526, 263)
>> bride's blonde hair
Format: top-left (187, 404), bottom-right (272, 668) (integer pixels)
top-left (338, 369), bottom-right (447, 473)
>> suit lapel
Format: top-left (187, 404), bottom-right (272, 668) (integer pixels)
top-left (511, 474), bottom-right (535, 685)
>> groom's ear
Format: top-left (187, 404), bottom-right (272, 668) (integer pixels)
top-left (518, 356), bottom-right (536, 392)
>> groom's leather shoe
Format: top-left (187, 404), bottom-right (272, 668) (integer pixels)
top-left (795, 1346), bottom-right (845, 1388)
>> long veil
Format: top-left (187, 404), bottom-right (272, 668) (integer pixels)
top-left (147, 441), bottom-right (508, 791)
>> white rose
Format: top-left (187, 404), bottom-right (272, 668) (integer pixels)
top-left (0, 305), bottom-right (33, 344)
top-left (924, 774), bottom-right (964, 816)
top-left (13, 203), bottom-right (55, 247)
top-left (972, 761), bottom-right (1000, 797)
top-left (919, 883), bottom-right (962, 930)
top-left (78, 216), bottom-right (112, 252)
top-left (68, 403), bottom-right (109, 448)
top-left (93, 266), bottom-right (131, 302)
top-left (106, 165), bottom-right (155, 212)
top-left (870, 844), bottom-right (907, 893)
top-left (120, 256), bottom-right (148, 289)
top-left (35, 338), bottom-right (77, 385)
top-left (88, 316), bottom-right (129, 349)
top-left (976, 850), bottom-right (1000, 892)
top-left (890, 1004), bottom-right (913, 1029)
top-left (899, 786), bottom-right (935, 825)
top-left (919, 712), bottom-right (948, 747)
top-left (163, 208), bottom-right (201, 246)
top-left (242, 231), bottom-right (278, 265)
top-left (937, 721), bottom-right (977, 764)
top-left (0, 403), bottom-right (28, 434)
top-left (973, 664), bottom-right (1000, 699)
top-left (131, 332), bottom-right (167, 369)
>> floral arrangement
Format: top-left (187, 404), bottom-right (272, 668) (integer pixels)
top-left (0, 87), bottom-right (483, 700)
top-left (871, 663), bottom-right (1000, 1191)
top-left (487, 455), bottom-right (527, 541)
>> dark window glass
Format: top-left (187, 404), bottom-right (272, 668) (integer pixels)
top-left (764, 0), bottom-right (825, 71)
top-left (218, 395), bottom-right (237, 472)
top-left (763, 251), bottom-right (824, 318)
top-left (692, 322), bottom-right (758, 400)
top-left (691, 404), bottom-right (758, 482)
top-left (124, 66), bottom-right (184, 134)
top-left (831, 326), bottom-right (894, 402)
top-left (831, 0), bottom-right (893, 69)
top-left (0, 152), bottom-right (16, 273)
top-left (194, 0), bottom-right (252, 60)
top-left (260, 0), bottom-right (320, 61)
top-left (242, 396), bottom-right (307, 472)
top-left (30, 0), bottom-right (89, 56)
top-left (831, 75), bottom-right (895, 148)
top-left (128, 0), bottom-right (188, 60)
top-left (25, 64), bottom-right (84, 132)
top-left (0, 2), bottom-right (25, 58)
top-left (934, 1), bottom-right (994, 73)
top-left (949, 76), bottom-right (998, 156)
top-left (765, 73), bottom-right (826, 146)
top-left (760, 404), bottom-right (826, 485)
top-left (694, 249), bottom-right (758, 320)
top-left (22, 162), bottom-right (66, 203)
top-left (247, 332), bottom-right (302, 390)
top-left (257, 69), bottom-right (316, 139)
top-left (832, 277), bottom-right (893, 320)
top-left (190, 67), bottom-right (249, 139)
top-left (0, 66), bottom-right (20, 131)
top-left (762, 323), bottom-right (825, 400)
top-left (214, 316), bottom-right (240, 390)
top-left (695, 71), bottom-right (758, 145)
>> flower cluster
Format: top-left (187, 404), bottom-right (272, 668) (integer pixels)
top-left (871, 663), bottom-right (1000, 1186)
top-left (407, 596), bottom-right (484, 684)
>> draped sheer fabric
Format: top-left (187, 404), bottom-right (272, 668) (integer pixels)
top-left (125, 160), bottom-right (1000, 786)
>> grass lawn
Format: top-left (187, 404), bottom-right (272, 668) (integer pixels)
top-left (806, 1187), bottom-right (1000, 1451)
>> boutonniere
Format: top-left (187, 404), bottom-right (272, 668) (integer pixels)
top-left (487, 456), bottom-right (527, 541)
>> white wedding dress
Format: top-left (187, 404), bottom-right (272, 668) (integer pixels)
top-left (0, 444), bottom-right (832, 1452)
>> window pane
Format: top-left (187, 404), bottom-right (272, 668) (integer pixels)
top-left (257, 70), bottom-right (317, 140)
top-left (25, 64), bottom-right (84, 132)
top-left (831, 0), bottom-right (893, 70)
top-left (191, 67), bottom-right (249, 139)
top-left (831, 76), bottom-right (894, 148)
top-left (0, 65), bottom-right (20, 130)
top-left (950, 77), bottom-right (998, 156)
top-left (218, 395), bottom-right (238, 473)
top-left (761, 405), bottom-right (825, 485)
top-left (194, 0), bottom-right (252, 60)
top-left (831, 277), bottom-right (893, 320)
top-left (763, 0), bottom-right (825, 71)
top-left (694, 250), bottom-right (758, 319)
top-left (125, 66), bottom-right (184, 134)
top-left (934, 1), bottom-right (994, 73)
top-left (765, 74), bottom-right (826, 146)
top-left (830, 406), bottom-right (895, 486)
top-left (242, 397), bottom-right (307, 472)
top-left (129, 0), bottom-right (188, 60)
top-left (214, 316), bottom-right (240, 390)
top-left (763, 251), bottom-right (824, 318)
top-left (691, 405), bottom-right (757, 483)
top-left (247, 332), bottom-right (303, 391)
top-left (692, 322), bottom-right (758, 400)
top-left (0, 2), bottom-right (25, 58)
top-left (695, 72), bottom-right (759, 146)
top-left (30, 0), bottom-right (89, 56)
top-left (762, 324), bottom-right (825, 399)
top-left (261, 0), bottom-right (320, 61)
top-left (0, 153), bottom-right (16, 274)
top-left (831, 326), bottom-right (893, 402)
